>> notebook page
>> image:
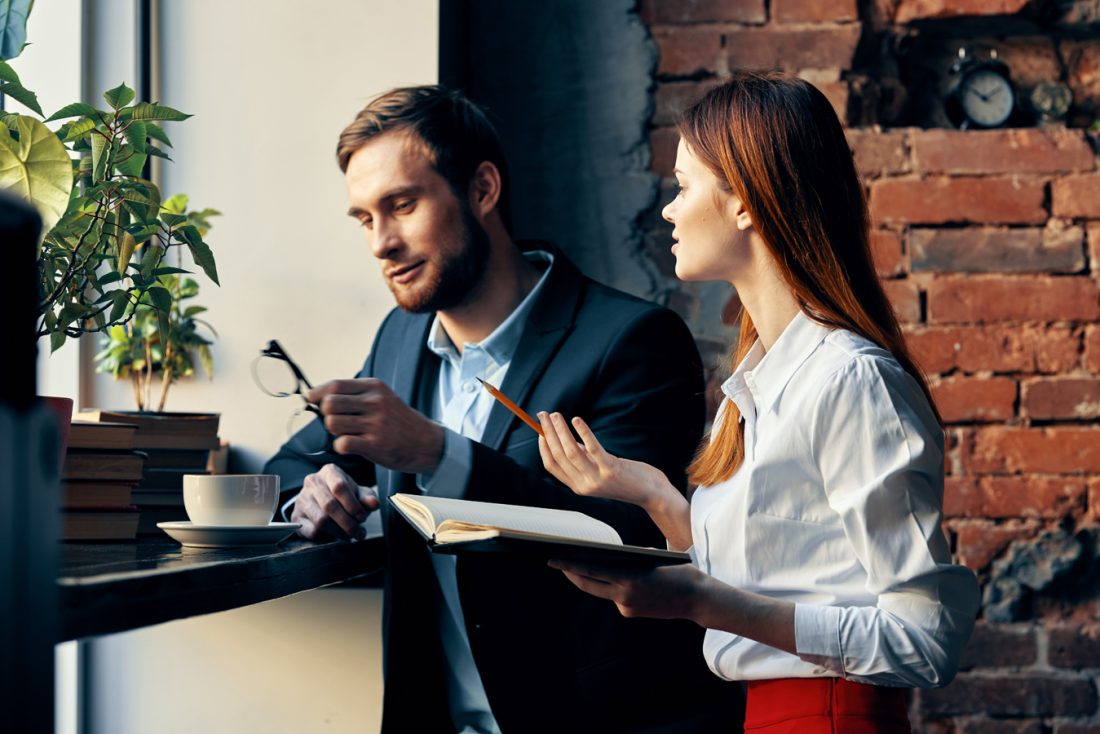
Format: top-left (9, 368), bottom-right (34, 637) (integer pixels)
top-left (414, 495), bottom-right (622, 545)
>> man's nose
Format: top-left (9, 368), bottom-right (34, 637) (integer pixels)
top-left (370, 219), bottom-right (402, 260)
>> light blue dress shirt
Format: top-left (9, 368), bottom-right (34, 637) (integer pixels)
top-left (419, 250), bottom-right (553, 734)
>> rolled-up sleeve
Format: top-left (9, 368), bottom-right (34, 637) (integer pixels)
top-left (794, 356), bottom-right (979, 688)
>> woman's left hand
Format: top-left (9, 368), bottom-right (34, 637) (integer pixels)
top-left (549, 559), bottom-right (707, 621)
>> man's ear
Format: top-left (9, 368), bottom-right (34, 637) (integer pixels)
top-left (468, 161), bottom-right (502, 218)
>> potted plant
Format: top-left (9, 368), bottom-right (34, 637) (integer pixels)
top-left (2, 8), bottom-right (220, 462)
top-left (0, 58), bottom-right (219, 354)
top-left (93, 195), bottom-right (219, 412)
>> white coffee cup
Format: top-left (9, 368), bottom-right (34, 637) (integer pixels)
top-left (183, 474), bottom-right (280, 527)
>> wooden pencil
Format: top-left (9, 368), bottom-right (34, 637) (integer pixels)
top-left (476, 378), bottom-right (544, 436)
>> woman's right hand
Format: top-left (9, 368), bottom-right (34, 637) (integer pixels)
top-left (537, 411), bottom-right (671, 510)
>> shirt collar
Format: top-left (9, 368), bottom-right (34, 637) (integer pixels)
top-left (721, 310), bottom-right (833, 417)
top-left (426, 250), bottom-right (554, 367)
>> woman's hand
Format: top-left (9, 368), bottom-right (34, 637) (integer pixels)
top-left (537, 411), bottom-right (671, 509)
top-left (548, 560), bottom-right (707, 621)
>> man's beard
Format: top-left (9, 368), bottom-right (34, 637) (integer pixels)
top-left (391, 204), bottom-right (491, 314)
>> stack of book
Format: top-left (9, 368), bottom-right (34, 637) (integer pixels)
top-left (77, 410), bottom-right (222, 534)
top-left (61, 421), bottom-right (143, 540)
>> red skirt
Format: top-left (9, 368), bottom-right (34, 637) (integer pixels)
top-left (744, 677), bottom-right (911, 733)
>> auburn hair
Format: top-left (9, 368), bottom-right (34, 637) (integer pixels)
top-left (684, 72), bottom-right (942, 488)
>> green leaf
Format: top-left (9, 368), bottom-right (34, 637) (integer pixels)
top-left (115, 144), bottom-right (146, 177)
top-left (130, 102), bottom-right (191, 122)
top-left (159, 212), bottom-right (186, 228)
top-left (145, 123), bottom-right (172, 147)
top-left (50, 327), bottom-right (66, 353)
top-left (183, 305), bottom-right (207, 317)
top-left (108, 291), bottom-right (130, 323)
top-left (45, 102), bottom-right (98, 122)
top-left (0, 115), bottom-right (74, 234)
top-left (0, 0), bottom-right (32, 61)
top-left (90, 132), bottom-right (108, 182)
top-left (97, 270), bottom-right (123, 286)
top-left (116, 231), bottom-right (137, 274)
top-left (177, 224), bottom-right (219, 285)
top-left (152, 266), bottom-right (190, 276)
top-left (103, 83), bottom-right (135, 110)
top-left (123, 120), bottom-right (147, 153)
top-left (0, 58), bottom-right (20, 82)
top-left (161, 193), bottom-right (188, 214)
top-left (0, 79), bottom-right (42, 115)
top-left (145, 145), bottom-right (171, 161)
top-left (60, 117), bottom-right (96, 142)
top-left (145, 285), bottom-right (171, 312)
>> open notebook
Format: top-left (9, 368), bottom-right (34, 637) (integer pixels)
top-left (390, 494), bottom-right (689, 568)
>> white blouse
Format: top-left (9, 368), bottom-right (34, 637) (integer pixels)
top-left (690, 311), bottom-right (979, 688)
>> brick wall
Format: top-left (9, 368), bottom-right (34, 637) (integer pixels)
top-left (640, 0), bottom-right (1100, 731)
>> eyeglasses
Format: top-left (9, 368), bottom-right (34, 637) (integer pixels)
top-left (252, 339), bottom-right (335, 455)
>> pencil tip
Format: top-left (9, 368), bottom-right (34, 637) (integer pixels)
top-left (475, 376), bottom-right (486, 385)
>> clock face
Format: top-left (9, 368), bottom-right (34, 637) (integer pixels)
top-left (959, 68), bottom-right (1014, 128)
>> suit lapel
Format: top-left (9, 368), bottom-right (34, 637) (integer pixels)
top-left (479, 252), bottom-right (583, 450)
top-left (377, 312), bottom-right (434, 499)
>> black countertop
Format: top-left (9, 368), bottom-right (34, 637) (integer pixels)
top-left (57, 536), bottom-right (385, 641)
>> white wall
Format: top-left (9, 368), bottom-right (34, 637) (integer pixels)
top-left (76, 2), bottom-right (438, 733)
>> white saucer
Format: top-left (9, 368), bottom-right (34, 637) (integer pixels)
top-left (157, 521), bottom-right (301, 548)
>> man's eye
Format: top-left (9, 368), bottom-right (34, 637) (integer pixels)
top-left (359, 218), bottom-right (373, 230)
top-left (394, 199), bottom-right (415, 213)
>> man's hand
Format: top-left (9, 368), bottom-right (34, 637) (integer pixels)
top-left (306, 378), bottom-right (445, 474)
top-left (292, 463), bottom-right (379, 540)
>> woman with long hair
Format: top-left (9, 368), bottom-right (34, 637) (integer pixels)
top-left (537, 73), bottom-right (979, 733)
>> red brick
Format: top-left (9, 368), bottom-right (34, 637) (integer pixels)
top-left (1024, 378), bottom-right (1100, 421)
top-left (1053, 174), bottom-right (1100, 219)
top-left (957, 623), bottom-right (1038, 671)
top-left (968, 427), bottom-right (1100, 474)
top-left (870, 230), bottom-right (903, 276)
top-left (847, 129), bottom-right (911, 180)
top-left (640, 0), bottom-right (766, 25)
top-left (653, 26), bottom-right (724, 77)
top-left (1055, 726), bottom-right (1100, 734)
top-left (727, 26), bottom-right (862, 71)
top-left (926, 276), bottom-right (1100, 324)
top-left (652, 81), bottom-right (720, 127)
top-left (910, 226), bottom-right (1085, 274)
top-left (883, 279), bottom-right (921, 323)
top-left (895, 0), bottom-right (1031, 23)
top-left (943, 475), bottom-right (1086, 519)
top-left (773, 0), bottom-right (858, 23)
top-left (650, 126), bottom-right (679, 177)
top-left (813, 80), bottom-right (849, 125)
top-left (920, 674), bottom-right (1098, 717)
top-left (905, 325), bottom-right (1080, 375)
top-left (869, 177), bottom-right (1047, 225)
top-left (912, 129), bottom-right (1094, 175)
top-left (951, 518), bottom-right (1040, 571)
top-left (1087, 326), bottom-right (1100, 374)
top-left (1049, 624), bottom-right (1100, 669)
top-left (932, 376), bottom-right (1017, 423)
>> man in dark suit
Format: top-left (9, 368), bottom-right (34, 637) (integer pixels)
top-left (265, 86), bottom-right (741, 733)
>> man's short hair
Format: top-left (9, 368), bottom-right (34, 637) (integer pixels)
top-left (337, 85), bottom-right (511, 230)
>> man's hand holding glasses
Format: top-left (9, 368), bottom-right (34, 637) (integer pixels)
top-left (255, 340), bottom-right (444, 540)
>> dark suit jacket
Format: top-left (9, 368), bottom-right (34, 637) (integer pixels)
top-left (266, 248), bottom-right (744, 733)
